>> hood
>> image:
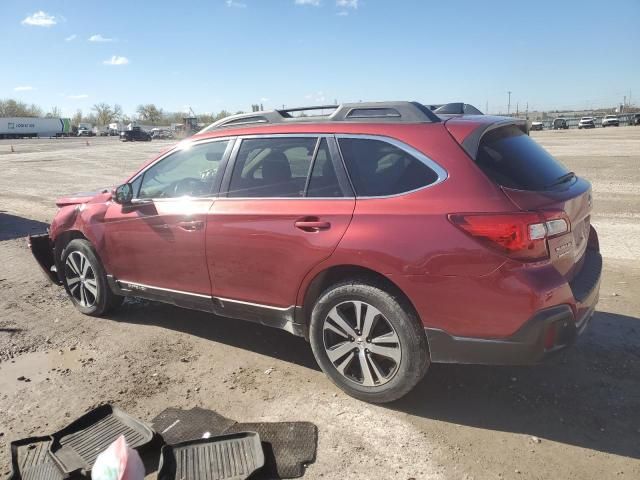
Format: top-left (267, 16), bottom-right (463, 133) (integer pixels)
top-left (55, 189), bottom-right (112, 207)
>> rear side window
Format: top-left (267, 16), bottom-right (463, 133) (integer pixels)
top-left (476, 125), bottom-right (570, 191)
top-left (338, 138), bottom-right (439, 197)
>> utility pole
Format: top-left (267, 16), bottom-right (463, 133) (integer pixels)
top-left (507, 91), bottom-right (512, 115)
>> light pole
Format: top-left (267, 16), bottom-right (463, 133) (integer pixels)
top-left (507, 91), bottom-right (512, 115)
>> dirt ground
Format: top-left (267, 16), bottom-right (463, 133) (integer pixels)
top-left (1, 128), bottom-right (639, 480)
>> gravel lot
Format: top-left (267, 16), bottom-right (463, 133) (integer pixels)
top-left (1, 128), bottom-right (639, 479)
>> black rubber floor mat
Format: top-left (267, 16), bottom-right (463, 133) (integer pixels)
top-left (227, 422), bottom-right (317, 479)
top-left (151, 408), bottom-right (317, 479)
top-left (157, 432), bottom-right (265, 480)
top-left (49, 404), bottom-right (155, 476)
top-left (10, 437), bottom-right (63, 480)
top-left (152, 407), bottom-right (236, 445)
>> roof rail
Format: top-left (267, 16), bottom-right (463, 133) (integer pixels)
top-left (199, 101), bottom-right (441, 133)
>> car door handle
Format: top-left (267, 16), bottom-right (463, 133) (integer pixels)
top-left (151, 223), bottom-right (170, 230)
top-left (177, 220), bottom-right (204, 231)
top-left (294, 219), bottom-right (331, 232)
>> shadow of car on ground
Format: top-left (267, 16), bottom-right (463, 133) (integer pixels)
top-left (0, 212), bottom-right (49, 241)
top-left (110, 301), bottom-right (640, 460)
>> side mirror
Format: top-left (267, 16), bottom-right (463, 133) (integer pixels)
top-left (113, 183), bottom-right (133, 204)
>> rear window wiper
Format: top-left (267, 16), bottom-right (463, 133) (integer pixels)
top-left (545, 171), bottom-right (575, 189)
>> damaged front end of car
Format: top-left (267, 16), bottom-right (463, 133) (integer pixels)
top-left (28, 232), bottom-right (61, 285)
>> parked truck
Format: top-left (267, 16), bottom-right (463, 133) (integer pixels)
top-left (0, 117), bottom-right (71, 139)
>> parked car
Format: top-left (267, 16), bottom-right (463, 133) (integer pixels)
top-left (634, 113), bottom-right (640, 126)
top-left (120, 127), bottom-right (152, 142)
top-left (151, 129), bottom-right (174, 140)
top-left (77, 127), bottom-right (92, 137)
top-left (29, 101), bottom-right (601, 403)
top-left (578, 117), bottom-right (595, 129)
top-left (530, 121), bottom-right (544, 131)
top-left (553, 118), bottom-right (569, 130)
top-left (601, 115), bottom-right (620, 127)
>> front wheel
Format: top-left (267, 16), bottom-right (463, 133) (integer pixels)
top-left (61, 239), bottom-right (123, 316)
top-left (309, 282), bottom-right (429, 403)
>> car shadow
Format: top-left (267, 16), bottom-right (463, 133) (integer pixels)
top-left (0, 212), bottom-right (49, 241)
top-left (109, 299), bottom-right (320, 371)
top-left (110, 304), bottom-right (639, 459)
top-left (391, 310), bottom-right (640, 460)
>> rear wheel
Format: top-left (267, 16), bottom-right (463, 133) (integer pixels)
top-left (309, 281), bottom-right (429, 403)
top-left (61, 239), bottom-right (123, 316)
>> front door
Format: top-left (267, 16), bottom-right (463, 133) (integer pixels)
top-left (102, 138), bottom-right (232, 296)
top-left (207, 136), bottom-right (355, 310)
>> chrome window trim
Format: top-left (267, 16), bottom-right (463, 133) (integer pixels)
top-left (127, 136), bottom-right (236, 192)
top-left (334, 133), bottom-right (449, 199)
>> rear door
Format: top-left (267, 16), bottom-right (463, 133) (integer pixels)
top-left (206, 135), bottom-right (355, 309)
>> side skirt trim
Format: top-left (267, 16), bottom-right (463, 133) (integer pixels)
top-left (107, 276), bottom-right (306, 337)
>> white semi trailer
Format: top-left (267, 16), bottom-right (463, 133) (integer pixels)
top-left (0, 117), bottom-right (71, 139)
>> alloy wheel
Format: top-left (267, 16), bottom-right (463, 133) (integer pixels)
top-left (64, 251), bottom-right (98, 308)
top-left (322, 300), bottom-right (401, 387)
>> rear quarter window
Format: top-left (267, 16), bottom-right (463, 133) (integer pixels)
top-left (476, 125), bottom-right (570, 191)
top-left (338, 137), bottom-right (439, 197)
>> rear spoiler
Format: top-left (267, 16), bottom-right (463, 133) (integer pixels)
top-left (444, 116), bottom-right (529, 159)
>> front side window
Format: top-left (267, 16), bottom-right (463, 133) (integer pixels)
top-left (228, 137), bottom-right (317, 197)
top-left (338, 137), bottom-right (439, 197)
top-left (138, 140), bottom-right (229, 199)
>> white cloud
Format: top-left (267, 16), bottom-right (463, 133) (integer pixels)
top-left (337, 10), bottom-right (348, 16)
top-left (295, 0), bottom-right (321, 5)
top-left (336, 0), bottom-right (357, 8)
top-left (21, 11), bottom-right (57, 27)
top-left (89, 34), bottom-right (114, 42)
top-left (103, 55), bottom-right (129, 65)
top-left (260, 97), bottom-right (269, 103)
top-left (226, 0), bottom-right (247, 7)
top-left (65, 34), bottom-right (77, 41)
top-left (68, 94), bottom-right (89, 100)
top-left (14, 86), bottom-right (34, 92)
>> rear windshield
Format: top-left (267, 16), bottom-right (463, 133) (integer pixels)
top-left (475, 125), bottom-right (570, 191)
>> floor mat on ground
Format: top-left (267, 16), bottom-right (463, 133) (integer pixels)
top-left (49, 404), bottom-right (155, 476)
top-left (10, 437), bottom-right (63, 480)
top-left (152, 407), bottom-right (318, 479)
top-left (157, 432), bottom-right (264, 480)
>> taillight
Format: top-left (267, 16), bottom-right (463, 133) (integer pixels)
top-left (448, 210), bottom-right (570, 262)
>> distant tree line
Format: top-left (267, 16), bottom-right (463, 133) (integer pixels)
top-left (0, 98), bottom-right (243, 127)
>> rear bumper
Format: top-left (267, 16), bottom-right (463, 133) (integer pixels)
top-left (426, 249), bottom-right (602, 365)
top-left (28, 233), bottom-right (61, 285)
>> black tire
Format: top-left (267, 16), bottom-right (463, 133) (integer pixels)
top-left (60, 239), bottom-right (123, 316)
top-left (309, 281), bottom-right (429, 403)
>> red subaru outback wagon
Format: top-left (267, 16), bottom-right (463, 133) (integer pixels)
top-left (30, 102), bottom-right (602, 402)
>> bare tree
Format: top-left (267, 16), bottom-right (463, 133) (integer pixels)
top-left (72, 109), bottom-right (83, 127)
top-left (0, 99), bottom-right (42, 117)
top-left (136, 104), bottom-right (164, 124)
top-left (112, 104), bottom-right (123, 122)
top-left (45, 106), bottom-right (61, 118)
top-left (92, 103), bottom-right (114, 126)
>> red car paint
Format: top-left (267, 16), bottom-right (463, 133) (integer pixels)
top-left (44, 116), bottom-right (600, 348)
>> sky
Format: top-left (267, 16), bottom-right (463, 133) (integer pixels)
top-left (1, 0), bottom-right (638, 118)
